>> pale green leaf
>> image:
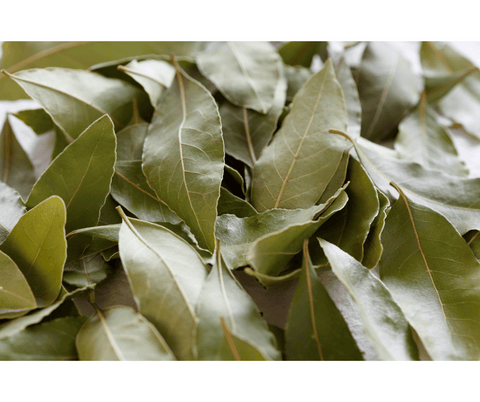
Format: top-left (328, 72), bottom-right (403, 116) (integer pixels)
top-left (0, 250), bottom-right (36, 319)
top-left (0, 196), bottom-right (66, 307)
top-left (284, 65), bottom-right (311, 102)
top-left (0, 182), bottom-right (25, 243)
top-left (63, 253), bottom-right (113, 288)
top-left (319, 239), bottom-right (418, 361)
top-left (76, 306), bottom-right (175, 361)
top-left (380, 185), bottom-right (480, 360)
top-left (12, 108), bottom-right (54, 135)
top-left (197, 42), bottom-right (281, 114)
top-left (251, 59), bottom-right (349, 211)
top-left (217, 187), bottom-right (257, 218)
top-left (118, 212), bottom-right (208, 360)
top-left (142, 61), bottom-right (224, 252)
top-left (116, 123), bottom-right (148, 162)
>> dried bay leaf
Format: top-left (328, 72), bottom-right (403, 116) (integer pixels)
top-left (284, 65), bottom-right (311, 102)
top-left (63, 253), bottom-right (113, 288)
top-left (197, 42), bottom-right (280, 114)
top-left (143, 60), bottom-right (224, 252)
top-left (380, 184), bottom-right (480, 360)
top-left (0, 182), bottom-right (26, 243)
top-left (285, 241), bottom-right (363, 360)
top-left (195, 241), bottom-right (280, 360)
top-left (76, 306), bottom-right (175, 361)
top-left (116, 123), bottom-right (149, 162)
top-left (12, 108), bottom-right (54, 135)
top-left (278, 41), bottom-right (328, 67)
top-left (320, 239), bottom-right (418, 361)
top-left (217, 187), bottom-right (257, 218)
top-left (252, 59), bottom-right (349, 211)
top-left (118, 212), bottom-right (208, 360)
top-left (0, 196), bottom-right (66, 307)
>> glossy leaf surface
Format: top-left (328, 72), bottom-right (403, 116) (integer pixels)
top-left (143, 63), bottom-right (224, 252)
top-left (0, 196), bottom-right (66, 307)
top-left (252, 59), bottom-right (349, 211)
top-left (76, 306), bottom-right (175, 361)
top-left (197, 42), bottom-right (280, 114)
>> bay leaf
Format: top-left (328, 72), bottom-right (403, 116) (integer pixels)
top-left (285, 241), bottom-right (363, 360)
top-left (2, 68), bottom-right (144, 139)
top-left (338, 131), bottom-right (480, 234)
top-left (116, 123), bottom-right (148, 161)
top-left (319, 239), bottom-right (418, 361)
top-left (0, 115), bottom-right (36, 200)
top-left (76, 306), bottom-right (175, 361)
top-left (278, 41), bottom-right (328, 67)
top-left (420, 42), bottom-right (480, 138)
top-left (142, 60), bottom-right (224, 252)
top-left (0, 182), bottom-right (25, 243)
top-left (52, 126), bottom-right (69, 160)
top-left (118, 212), bottom-right (208, 360)
top-left (0, 196), bottom-right (66, 307)
top-left (284, 64), bottom-right (311, 102)
top-left (251, 59), bottom-right (349, 211)
top-left (395, 92), bottom-right (468, 176)
top-left (216, 317), bottom-right (270, 360)
top-left (217, 187), bottom-right (257, 218)
top-left (12, 108), bottom-right (54, 135)
top-left (118, 59), bottom-right (176, 108)
top-left (0, 250), bottom-right (36, 319)
top-left (247, 189), bottom-right (349, 277)
top-left (362, 189), bottom-right (390, 269)
top-left (197, 42), bottom-right (280, 114)
top-left (112, 161), bottom-right (181, 224)
top-left (357, 42), bottom-right (423, 142)
top-left (335, 57), bottom-right (362, 139)
top-left (312, 158), bottom-right (379, 265)
top-left (464, 231), bottom-right (480, 260)
top-left (63, 253), bottom-right (113, 288)
top-left (26, 115), bottom-right (116, 240)
top-left (195, 240), bottom-right (280, 360)
top-left (0, 41), bottom-right (203, 100)
top-left (219, 59), bottom-right (287, 168)
top-left (380, 184), bottom-right (480, 360)
top-left (0, 316), bottom-right (86, 360)
top-left (216, 186), bottom-right (347, 270)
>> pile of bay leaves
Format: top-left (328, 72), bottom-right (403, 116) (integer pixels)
top-left (1, 41), bottom-right (480, 361)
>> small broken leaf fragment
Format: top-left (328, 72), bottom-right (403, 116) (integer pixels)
top-left (285, 241), bottom-right (363, 360)
top-left (76, 306), bottom-right (175, 361)
top-left (0, 196), bottom-right (66, 307)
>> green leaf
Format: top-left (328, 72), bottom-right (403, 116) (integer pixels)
top-left (278, 41), bottom-right (328, 67)
top-left (0, 182), bottom-right (26, 243)
top-left (344, 132), bottom-right (480, 234)
top-left (284, 65), bottom-right (311, 102)
top-left (420, 42), bottom-right (480, 138)
top-left (218, 187), bottom-right (257, 218)
top-left (26, 115), bottom-right (116, 256)
top-left (12, 108), bottom-right (54, 135)
top-left (380, 184), bottom-right (480, 360)
top-left (0, 196), bottom-right (66, 307)
top-left (52, 126), bottom-right (69, 160)
top-left (464, 231), bottom-right (480, 260)
top-left (319, 239), bottom-right (418, 361)
top-left (335, 58), bottom-right (362, 139)
top-left (112, 161), bottom-right (181, 224)
top-left (357, 42), bottom-right (423, 142)
top-left (216, 317), bottom-right (270, 360)
top-left (76, 306), bottom-right (175, 361)
top-left (219, 60), bottom-right (287, 168)
top-left (0, 250), bottom-right (36, 319)
top-left (116, 123), bottom-right (148, 162)
top-left (395, 92), bottom-right (468, 176)
top-left (0, 316), bottom-right (86, 360)
top-left (216, 186), bottom-right (347, 270)
top-left (2, 68), bottom-right (144, 139)
top-left (312, 158), bottom-right (379, 265)
top-left (247, 188), bottom-right (349, 277)
top-left (118, 59), bottom-right (175, 108)
top-left (362, 189), bottom-right (390, 269)
top-left (63, 253), bottom-right (113, 288)
top-left (118, 211), bottom-right (208, 360)
top-left (0, 42), bottom-right (203, 100)
top-left (285, 241), bottom-right (363, 360)
top-left (195, 240), bottom-right (280, 360)
top-left (251, 59), bottom-right (349, 211)
top-left (0, 116), bottom-right (36, 200)
top-left (197, 42), bottom-right (281, 114)
top-left (142, 60), bottom-right (224, 252)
